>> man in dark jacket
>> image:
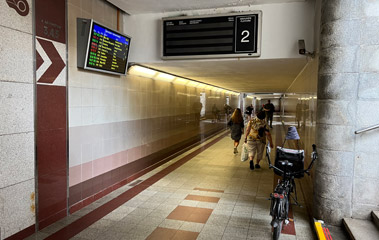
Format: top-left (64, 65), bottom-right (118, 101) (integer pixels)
top-left (263, 100), bottom-right (275, 128)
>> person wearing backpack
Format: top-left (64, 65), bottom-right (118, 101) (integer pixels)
top-left (227, 108), bottom-right (244, 154)
top-left (244, 111), bottom-right (274, 170)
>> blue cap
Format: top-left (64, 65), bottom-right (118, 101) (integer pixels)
top-left (285, 126), bottom-right (300, 140)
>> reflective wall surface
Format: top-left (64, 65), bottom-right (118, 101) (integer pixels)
top-left (67, 0), bottom-right (240, 210)
top-left (280, 58), bottom-right (318, 212)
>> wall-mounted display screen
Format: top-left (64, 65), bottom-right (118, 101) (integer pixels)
top-left (78, 19), bottom-right (131, 75)
top-left (162, 11), bottom-right (261, 60)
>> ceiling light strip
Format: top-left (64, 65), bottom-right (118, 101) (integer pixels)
top-left (128, 65), bottom-right (239, 95)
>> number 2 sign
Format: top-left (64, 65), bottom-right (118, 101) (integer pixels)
top-left (235, 15), bottom-right (258, 53)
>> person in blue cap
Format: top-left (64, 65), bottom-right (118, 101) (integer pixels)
top-left (286, 126), bottom-right (300, 140)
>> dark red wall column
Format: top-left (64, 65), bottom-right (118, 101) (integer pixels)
top-left (35, 0), bottom-right (67, 230)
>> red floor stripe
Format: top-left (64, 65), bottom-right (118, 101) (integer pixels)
top-left (45, 132), bottom-right (228, 240)
top-left (281, 204), bottom-right (296, 235)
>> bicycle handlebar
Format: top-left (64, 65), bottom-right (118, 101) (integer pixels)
top-left (266, 143), bottom-right (318, 177)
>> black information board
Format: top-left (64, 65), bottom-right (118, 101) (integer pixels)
top-left (162, 12), bottom-right (261, 59)
top-left (84, 20), bottom-right (131, 75)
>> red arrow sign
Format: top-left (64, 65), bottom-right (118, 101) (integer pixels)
top-left (37, 38), bottom-right (66, 84)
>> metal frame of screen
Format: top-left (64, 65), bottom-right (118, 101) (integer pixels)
top-left (161, 11), bottom-right (262, 60)
top-left (83, 19), bottom-right (131, 75)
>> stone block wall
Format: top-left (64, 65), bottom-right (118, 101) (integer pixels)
top-left (0, 0), bottom-right (35, 239)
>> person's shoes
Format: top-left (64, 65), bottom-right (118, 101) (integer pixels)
top-left (234, 148), bottom-right (238, 154)
top-left (255, 164), bottom-right (261, 169)
top-left (249, 160), bottom-right (254, 170)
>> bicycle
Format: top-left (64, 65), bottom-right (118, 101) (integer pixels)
top-left (266, 143), bottom-right (318, 240)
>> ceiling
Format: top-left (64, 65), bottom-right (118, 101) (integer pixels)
top-left (107, 0), bottom-right (307, 15)
top-left (143, 58), bottom-right (307, 93)
top-left (108, 0), bottom-right (309, 93)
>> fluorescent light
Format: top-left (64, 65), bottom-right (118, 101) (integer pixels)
top-left (154, 72), bottom-right (175, 82)
top-left (174, 78), bottom-right (189, 85)
top-left (128, 65), bottom-right (156, 78)
top-left (187, 81), bottom-right (199, 87)
top-left (197, 83), bottom-right (206, 89)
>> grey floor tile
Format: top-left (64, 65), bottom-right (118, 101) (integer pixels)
top-left (140, 215), bottom-right (165, 227)
top-left (39, 221), bottom-right (66, 234)
top-left (102, 211), bottom-right (128, 221)
top-left (89, 219), bottom-right (117, 230)
top-left (74, 227), bottom-right (102, 240)
top-left (197, 201), bottom-right (218, 209)
top-left (247, 225), bottom-right (272, 239)
top-left (278, 234), bottom-right (297, 240)
top-left (125, 224), bottom-right (156, 239)
top-left (179, 221), bottom-right (204, 232)
top-left (24, 232), bottom-right (50, 240)
top-left (197, 232), bottom-right (223, 240)
top-left (31, 134), bottom-right (316, 240)
top-left (107, 221), bottom-right (133, 233)
top-left (227, 216), bottom-right (251, 229)
top-left (223, 226), bottom-right (249, 239)
top-left (159, 219), bottom-right (184, 230)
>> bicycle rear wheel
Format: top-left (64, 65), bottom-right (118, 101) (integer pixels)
top-left (273, 220), bottom-right (283, 240)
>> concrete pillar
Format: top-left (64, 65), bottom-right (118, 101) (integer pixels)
top-left (315, 0), bottom-right (379, 225)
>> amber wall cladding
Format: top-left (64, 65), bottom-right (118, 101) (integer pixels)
top-left (281, 58), bottom-right (318, 213)
top-left (67, 0), bottom-right (236, 211)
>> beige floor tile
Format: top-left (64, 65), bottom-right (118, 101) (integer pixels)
top-left (31, 130), bottom-right (315, 240)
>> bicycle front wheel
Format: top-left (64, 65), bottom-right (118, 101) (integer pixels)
top-left (273, 220), bottom-right (283, 240)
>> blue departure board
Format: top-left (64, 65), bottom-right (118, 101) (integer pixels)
top-left (84, 21), bottom-right (131, 75)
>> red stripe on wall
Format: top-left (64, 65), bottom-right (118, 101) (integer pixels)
top-left (35, 0), bottom-right (66, 43)
top-left (37, 85), bottom-right (67, 230)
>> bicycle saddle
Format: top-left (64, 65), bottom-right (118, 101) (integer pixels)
top-left (279, 160), bottom-right (293, 167)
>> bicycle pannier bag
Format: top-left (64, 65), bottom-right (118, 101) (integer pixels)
top-left (274, 147), bottom-right (304, 178)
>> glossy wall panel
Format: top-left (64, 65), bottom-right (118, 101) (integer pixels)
top-left (35, 0), bottom-right (68, 230)
top-left (281, 58), bottom-right (318, 213)
top-left (67, 0), bottom-right (239, 211)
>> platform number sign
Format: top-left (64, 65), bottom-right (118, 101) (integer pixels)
top-left (162, 11), bottom-right (261, 59)
top-left (235, 15), bottom-right (258, 53)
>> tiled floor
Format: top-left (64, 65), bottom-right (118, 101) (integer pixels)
top-left (26, 127), bottom-right (316, 240)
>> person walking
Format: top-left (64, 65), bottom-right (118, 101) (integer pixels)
top-left (245, 104), bottom-right (254, 120)
top-left (227, 108), bottom-right (244, 154)
top-left (244, 111), bottom-right (274, 170)
top-left (212, 104), bottom-right (220, 123)
top-left (263, 100), bottom-right (275, 128)
top-left (224, 104), bottom-right (232, 120)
